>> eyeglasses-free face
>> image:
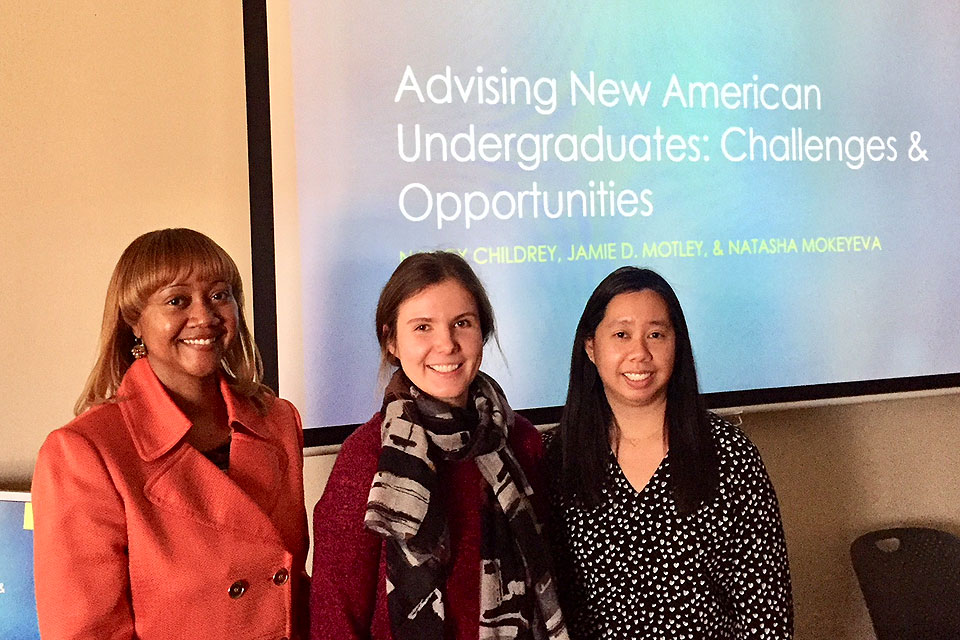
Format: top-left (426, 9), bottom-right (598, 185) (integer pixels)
top-left (388, 279), bottom-right (484, 408)
top-left (585, 289), bottom-right (676, 417)
top-left (133, 272), bottom-right (239, 399)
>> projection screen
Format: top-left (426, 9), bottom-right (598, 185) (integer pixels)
top-left (250, 0), bottom-right (960, 443)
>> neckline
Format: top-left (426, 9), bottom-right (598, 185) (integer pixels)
top-left (609, 448), bottom-right (669, 496)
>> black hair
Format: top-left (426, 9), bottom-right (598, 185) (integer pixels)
top-left (557, 266), bottom-right (719, 514)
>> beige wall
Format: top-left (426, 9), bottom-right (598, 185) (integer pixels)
top-left (2, 6), bottom-right (958, 639)
top-left (0, 2), bottom-right (252, 485)
top-left (741, 394), bottom-right (960, 638)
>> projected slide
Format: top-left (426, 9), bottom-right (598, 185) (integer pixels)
top-left (274, 1), bottom-right (960, 428)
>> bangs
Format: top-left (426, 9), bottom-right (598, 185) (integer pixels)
top-left (117, 229), bottom-right (242, 316)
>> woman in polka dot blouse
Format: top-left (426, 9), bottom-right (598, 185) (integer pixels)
top-left (546, 267), bottom-right (793, 639)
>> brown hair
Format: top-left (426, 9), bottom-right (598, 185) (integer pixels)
top-left (75, 228), bottom-right (271, 415)
top-left (374, 251), bottom-right (497, 377)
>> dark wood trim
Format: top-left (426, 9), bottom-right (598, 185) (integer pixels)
top-left (242, 0), bottom-right (280, 393)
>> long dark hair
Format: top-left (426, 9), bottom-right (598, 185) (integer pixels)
top-left (558, 267), bottom-right (718, 514)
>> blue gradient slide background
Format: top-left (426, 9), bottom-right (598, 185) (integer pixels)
top-left (284, 1), bottom-right (959, 427)
top-left (0, 495), bottom-right (39, 639)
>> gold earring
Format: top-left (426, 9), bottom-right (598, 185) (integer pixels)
top-left (131, 338), bottom-right (147, 360)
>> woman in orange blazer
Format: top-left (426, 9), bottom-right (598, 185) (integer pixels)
top-left (32, 228), bottom-right (309, 640)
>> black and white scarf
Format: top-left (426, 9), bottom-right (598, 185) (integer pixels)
top-left (365, 370), bottom-right (569, 640)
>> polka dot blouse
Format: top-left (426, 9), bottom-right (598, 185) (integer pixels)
top-left (548, 415), bottom-right (793, 640)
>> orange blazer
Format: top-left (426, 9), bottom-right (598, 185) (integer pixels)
top-left (32, 359), bottom-right (309, 640)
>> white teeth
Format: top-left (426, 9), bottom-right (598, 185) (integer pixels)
top-left (182, 338), bottom-right (215, 346)
top-left (429, 364), bottom-right (461, 373)
top-left (623, 372), bottom-right (652, 381)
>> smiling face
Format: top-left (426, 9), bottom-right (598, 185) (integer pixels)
top-left (387, 279), bottom-right (484, 407)
top-left (133, 271), bottom-right (239, 399)
top-left (585, 289), bottom-right (676, 417)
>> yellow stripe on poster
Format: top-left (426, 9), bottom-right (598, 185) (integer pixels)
top-left (23, 502), bottom-right (34, 530)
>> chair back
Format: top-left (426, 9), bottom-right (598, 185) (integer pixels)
top-left (850, 526), bottom-right (960, 640)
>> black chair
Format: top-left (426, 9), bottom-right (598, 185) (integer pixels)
top-left (851, 527), bottom-right (960, 640)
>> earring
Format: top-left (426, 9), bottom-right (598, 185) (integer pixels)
top-left (131, 337), bottom-right (147, 360)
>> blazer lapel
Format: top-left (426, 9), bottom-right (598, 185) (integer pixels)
top-left (144, 442), bottom-right (283, 544)
top-left (227, 431), bottom-right (283, 519)
top-left (119, 359), bottom-right (286, 543)
top-left (220, 379), bottom-right (285, 525)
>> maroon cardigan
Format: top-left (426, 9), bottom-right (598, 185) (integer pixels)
top-left (309, 412), bottom-right (545, 640)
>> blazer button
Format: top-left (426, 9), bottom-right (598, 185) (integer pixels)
top-left (228, 579), bottom-right (248, 599)
top-left (272, 568), bottom-right (289, 585)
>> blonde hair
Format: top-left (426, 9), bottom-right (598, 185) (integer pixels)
top-left (75, 228), bottom-right (272, 415)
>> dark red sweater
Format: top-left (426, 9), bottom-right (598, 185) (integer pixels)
top-left (309, 412), bottom-right (545, 640)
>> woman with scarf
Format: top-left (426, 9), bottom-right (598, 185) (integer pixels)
top-left (310, 251), bottom-right (567, 640)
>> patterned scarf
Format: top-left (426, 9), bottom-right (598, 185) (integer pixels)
top-left (365, 370), bottom-right (569, 640)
